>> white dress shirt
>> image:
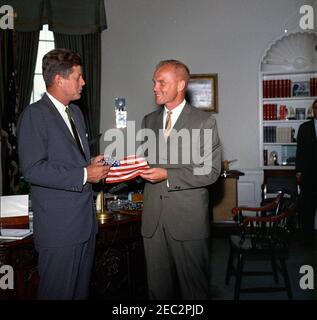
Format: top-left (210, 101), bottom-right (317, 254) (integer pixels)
top-left (46, 92), bottom-right (87, 184)
top-left (163, 99), bottom-right (186, 131)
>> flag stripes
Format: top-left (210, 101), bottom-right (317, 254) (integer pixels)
top-left (105, 155), bottom-right (149, 183)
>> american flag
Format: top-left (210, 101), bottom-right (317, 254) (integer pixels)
top-left (105, 155), bottom-right (150, 183)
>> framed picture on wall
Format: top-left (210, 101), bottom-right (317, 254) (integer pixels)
top-left (186, 73), bottom-right (218, 112)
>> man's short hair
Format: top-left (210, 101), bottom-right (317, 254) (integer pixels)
top-left (155, 59), bottom-right (190, 83)
top-left (42, 48), bottom-right (83, 87)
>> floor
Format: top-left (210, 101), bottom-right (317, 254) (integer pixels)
top-left (209, 234), bottom-right (317, 300)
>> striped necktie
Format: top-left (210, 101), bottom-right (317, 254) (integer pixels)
top-left (164, 111), bottom-right (172, 139)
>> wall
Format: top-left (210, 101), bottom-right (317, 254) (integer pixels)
top-left (100, 0), bottom-right (310, 206)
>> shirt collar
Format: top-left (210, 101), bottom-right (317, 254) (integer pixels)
top-left (46, 92), bottom-right (67, 112)
top-left (164, 99), bottom-right (186, 117)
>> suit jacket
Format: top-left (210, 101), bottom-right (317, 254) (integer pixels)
top-left (141, 103), bottom-right (222, 240)
top-left (296, 119), bottom-right (317, 193)
top-left (17, 93), bottom-right (97, 247)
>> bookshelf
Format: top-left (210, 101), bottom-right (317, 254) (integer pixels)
top-left (260, 71), bottom-right (317, 170)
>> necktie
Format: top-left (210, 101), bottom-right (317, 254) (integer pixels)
top-left (164, 111), bottom-right (172, 135)
top-left (164, 111), bottom-right (172, 141)
top-left (65, 106), bottom-right (85, 158)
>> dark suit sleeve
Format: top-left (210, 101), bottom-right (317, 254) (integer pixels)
top-left (17, 106), bottom-right (85, 192)
top-left (296, 124), bottom-right (306, 174)
top-left (167, 115), bottom-right (222, 190)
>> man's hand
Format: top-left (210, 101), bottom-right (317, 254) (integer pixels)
top-left (91, 155), bottom-right (105, 165)
top-left (86, 164), bottom-right (110, 183)
top-left (140, 168), bottom-right (167, 183)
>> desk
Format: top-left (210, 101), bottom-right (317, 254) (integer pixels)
top-left (0, 216), bottom-right (38, 300)
top-left (0, 213), bottom-right (147, 300)
top-left (91, 212), bottom-right (147, 299)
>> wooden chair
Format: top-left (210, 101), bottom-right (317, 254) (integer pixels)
top-left (225, 194), bottom-right (296, 300)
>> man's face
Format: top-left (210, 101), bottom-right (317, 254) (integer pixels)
top-left (61, 65), bottom-right (85, 102)
top-left (313, 102), bottom-right (317, 119)
top-left (152, 65), bottom-right (180, 108)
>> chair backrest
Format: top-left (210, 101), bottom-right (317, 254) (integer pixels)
top-left (239, 201), bottom-right (297, 249)
top-left (232, 192), bottom-right (285, 224)
top-left (262, 175), bottom-right (299, 200)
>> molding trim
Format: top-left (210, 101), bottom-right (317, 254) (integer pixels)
top-left (261, 32), bottom-right (317, 72)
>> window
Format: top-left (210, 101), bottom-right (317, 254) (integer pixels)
top-left (30, 25), bottom-right (55, 104)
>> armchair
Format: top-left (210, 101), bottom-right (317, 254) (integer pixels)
top-left (225, 194), bottom-right (296, 300)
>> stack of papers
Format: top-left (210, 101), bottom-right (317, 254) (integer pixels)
top-left (0, 229), bottom-right (33, 240)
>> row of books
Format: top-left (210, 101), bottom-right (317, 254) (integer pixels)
top-left (263, 126), bottom-right (294, 143)
top-left (263, 79), bottom-right (291, 98)
top-left (263, 78), bottom-right (316, 98)
top-left (310, 78), bottom-right (317, 96)
top-left (263, 104), bottom-right (287, 120)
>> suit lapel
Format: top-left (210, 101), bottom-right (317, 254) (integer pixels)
top-left (169, 103), bottom-right (191, 142)
top-left (42, 94), bottom-right (75, 145)
top-left (173, 103), bottom-right (191, 131)
top-left (69, 103), bottom-right (90, 161)
top-left (152, 107), bottom-right (166, 163)
top-left (312, 119), bottom-right (317, 144)
top-left (153, 107), bottom-right (164, 133)
top-left (42, 94), bottom-right (89, 161)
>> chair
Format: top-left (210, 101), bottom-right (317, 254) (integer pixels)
top-left (261, 174), bottom-right (299, 205)
top-left (225, 194), bottom-right (296, 300)
top-left (261, 173), bottom-right (300, 228)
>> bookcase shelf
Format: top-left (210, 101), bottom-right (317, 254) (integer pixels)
top-left (263, 143), bottom-right (296, 146)
top-left (259, 32), bottom-right (317, 186)
top-left (263, 165), bottom-right (295, 170)
top-left (259, 65), bottom-right (317, 170)
top-left (263, 96), bottom-right (317, 102)
top-left (260, 72), bottom-right (315, 167)
top-left (263, 120), bottom-right (306, 124)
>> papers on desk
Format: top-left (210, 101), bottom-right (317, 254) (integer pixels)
top-left (0, 195), bottom-right (29, 218)
top-left (0, 228), bottom-right (33, 240)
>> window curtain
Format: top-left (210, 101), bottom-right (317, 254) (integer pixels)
top-left (11, 0), bottom-right (107, 154)
top-left (0, 30), bottom-right (38, 194)
top-left (0, 30), bottom-right (17, 195)
top-left (54, 32), bottom-right (102, 155)
top-left (15, 31), bottom-right (40, 115)
top-left (0, 0), bottom-right (107, 193)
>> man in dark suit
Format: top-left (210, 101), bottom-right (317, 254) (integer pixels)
top-left (17, 48), bottom-right (110, 299)
top-left (140, 60), bottom-right (222, 299)
top-left (296, 98), bottom-right (317, 248)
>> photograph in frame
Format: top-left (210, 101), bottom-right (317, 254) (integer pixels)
top-left (186, 74), bottom-right (218, 112)
top-left (292, 81), bottom-right (310, 97)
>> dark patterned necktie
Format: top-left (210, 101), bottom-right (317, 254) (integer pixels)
top-left (65, 106), bottom-right (85, 158)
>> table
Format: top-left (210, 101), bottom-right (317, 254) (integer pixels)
top-left (0, 213), bottom-right (147, 300)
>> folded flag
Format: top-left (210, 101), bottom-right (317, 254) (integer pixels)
top-left (105, 155), bottom-right (150, 183)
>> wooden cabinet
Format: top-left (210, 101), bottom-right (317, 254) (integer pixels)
top-left (0, 237), bottom-right (39, 300)
top-left (210, 170), bottom-right (244, 223)
top-left (0, 214), bottom-right (147, 300)
top-left (0, 216), bottom-right (38, 300)
top-left (90, 214), bottom-right (147, 300)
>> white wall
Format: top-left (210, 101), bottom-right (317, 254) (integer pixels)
top-left (100, 0), bottom-right (310, 205)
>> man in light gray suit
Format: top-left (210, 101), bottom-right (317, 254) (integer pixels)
top-left (140, 60), bottom-right (221, 299)
top-left (17, 49), bottom-right (110, 299)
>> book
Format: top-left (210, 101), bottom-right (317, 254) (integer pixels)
top-left (0, 228), bottom-right (33, 240)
